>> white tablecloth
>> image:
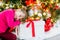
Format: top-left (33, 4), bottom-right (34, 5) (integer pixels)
top-left (17, 19), bottom-right (60, 40)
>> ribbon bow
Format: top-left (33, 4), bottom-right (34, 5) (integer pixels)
top-left (26, 20), bottom-right (35, 37)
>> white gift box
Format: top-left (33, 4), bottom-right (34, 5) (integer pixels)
top-left (18, 19), bottom-right (45, 39)
top-left (17, 19), bottom-right (60, 40)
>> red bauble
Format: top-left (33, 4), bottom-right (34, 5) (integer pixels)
top-left (46, 18), bottom-right (51, 24)
top-left (44, 24), bottom-right (51, 32)
top-left (25, 0), bottom-right (35, 6)
top-left (25, 1), bottom-right (30, 6)
top-left (44, 18), bottom-right (54, 32)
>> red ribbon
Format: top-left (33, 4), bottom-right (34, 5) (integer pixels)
top-left (26, 20), bottom-right (35, 37)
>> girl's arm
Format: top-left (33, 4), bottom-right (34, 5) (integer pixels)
top-left (5, 9), bottom-right (20, 28)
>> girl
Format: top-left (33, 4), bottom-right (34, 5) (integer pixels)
top-left (0, 9), bottom-right (26, 40)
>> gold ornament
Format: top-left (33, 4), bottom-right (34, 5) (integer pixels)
top-left (0, 1), bottom-right (3, 6)
top-left (38, 13), bottom-right (42, 17)
top-left (5, 4), bottom-right (9, 9)
top-left (56, 0), bottom-right (58, 3)
top-left (35, 16), bottom-right (40, 20)
top-left (29, 17), bottom-right (34, 20)
top-left (43, 12), bottom-right (47, 16)
top-left (50, 0), bottom-right (54, 4)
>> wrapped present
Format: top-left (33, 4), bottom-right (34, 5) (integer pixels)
top-left (18, 19), bottom-right (45, 39)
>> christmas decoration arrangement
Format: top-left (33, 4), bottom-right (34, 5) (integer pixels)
top-left (0, 0), bottom-right (60, 36)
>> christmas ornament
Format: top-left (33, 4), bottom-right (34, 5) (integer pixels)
top-left (57, 3), bottom-right (60, 7)
top-left (35, 16), bottom-right (40, 21)
top-left (0, 0), bottom-right (4, 6)
top-left (29, 8), bottom-right (34, 16)
top-left (28, 5), bottom-right (41, 21)
top-left (50, 0), bottom-right (54, 4)
top-left (29, 17), bottom-right (35, 21)
top-left (38, 13), bottom-right (42, 17)
top-left (9, 3), bottom-right (15, 8)
top-left (44, 18), bottom-right (54, 32)
top-left (53, 3), bottom-right (60, 10)
top-left (25, 0), bottom-right (35, 6)
top-left (43, 12), bottom-right (47, 16)
top-left (56, 0), bottom-right (59, 3)
top-left (41, 3), bottom-right (46, 9)
top-left (5, 4), bottom-right (9, 9)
